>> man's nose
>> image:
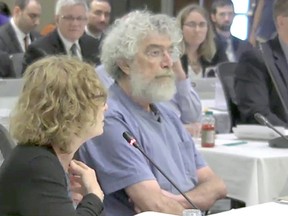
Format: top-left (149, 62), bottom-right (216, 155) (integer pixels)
top-left (160, 51), bottom-right (173, 68)
top-left (100, 14), bottom-right (106, 22)
top-left (34, 18), bottom-right (40, 26)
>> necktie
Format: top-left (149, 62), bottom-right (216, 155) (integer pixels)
top-left (225, 39), bottom-right (236, 62)
top-left (24, 35), bottom-right (29, 51)
top-left (70, 43), bottom-right (78, 57)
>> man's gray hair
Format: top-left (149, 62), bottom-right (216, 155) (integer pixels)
top-left (101, 10), bottom-right (183, 80)
top-left (55, 0), bottom-right (88, 15)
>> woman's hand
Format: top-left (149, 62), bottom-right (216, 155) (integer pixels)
top-left (68, 160), bottom-right (104, 201)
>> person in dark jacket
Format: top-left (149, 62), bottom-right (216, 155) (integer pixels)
top-left (0, 55), bottom-right (107, 216)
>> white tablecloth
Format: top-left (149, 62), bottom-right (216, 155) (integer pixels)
top-left (197, 134), bottom-right (288, 206)
top-left (135, 212), bottom-right (176, 216)
top-left (210, 202), bottom-right (288, 216)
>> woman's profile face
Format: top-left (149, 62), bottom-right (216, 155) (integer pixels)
top-left (85, 103), bottom-right (108, 139)
top-left (182, 11), bottom-right (208, 48)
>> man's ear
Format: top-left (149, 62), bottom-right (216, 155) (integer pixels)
top-left (210, 14), bottom-right (216, 23)
top-left (117, 59), bottom-right (131, 76)
top-left (13, 6), bottom-right (21, 17)
top-left (276, 15), bottom-right (284, 28)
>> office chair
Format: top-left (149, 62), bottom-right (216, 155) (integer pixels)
top-left (0, 124), bottom-right (16, 160)
top-left (216, 62), bottom-right (241, 131)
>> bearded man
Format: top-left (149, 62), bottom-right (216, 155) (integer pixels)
top-left (210, 0), bottom-right (252, 62)
top-left (76, 10), bottom-right (227, 216)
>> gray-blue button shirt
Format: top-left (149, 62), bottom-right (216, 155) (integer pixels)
top-left (77, 83), bottom-right (206, 216)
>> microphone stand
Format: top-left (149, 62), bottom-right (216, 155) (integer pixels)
top-left (122, 132), bottom-right (201, 212)
top-left (254, 113), bottom-right (288, 148)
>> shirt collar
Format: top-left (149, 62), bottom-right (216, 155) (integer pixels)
top-left (109, 83), bottom-right (161, 122)
top-left (10, 18), bottom-right (26, 38)
top-left (10, 18), bottom-right (28, 51)
top-left (57, 28), bottom-right (80, 54)
top-left (85, 26), bottom-right (102, 40)
top-left (278, 35), bottom-right (288, 64)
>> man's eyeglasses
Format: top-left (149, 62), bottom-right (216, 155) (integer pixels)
top-left (145, 46), bottom-right (181, 62)
top-left (60, 15), bottom-right (88, 22)
top-left (184, 21), bottom-right (208, 29)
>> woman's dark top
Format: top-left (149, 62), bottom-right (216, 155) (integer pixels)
top-left (0, 145), bottom-right (104, 216)
top-left (181, 43), bottom-right (227, 78)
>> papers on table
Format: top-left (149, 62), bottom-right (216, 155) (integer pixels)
top-left (232, 124), bottom-right (285, 140)
top-left (210, 202), bottom-right (288, 216)
top-left (135, 211), bottom-right (176, 216)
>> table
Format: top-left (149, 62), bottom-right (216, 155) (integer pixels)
top-left (197, 134), bottom-right (288, 206)
top-left (210, 202), bottom-right (288, 216)
top-left (135, 212), bottom-right (176, 216)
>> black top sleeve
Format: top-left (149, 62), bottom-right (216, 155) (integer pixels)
top-left (16, 155), bottom-right (104, 216)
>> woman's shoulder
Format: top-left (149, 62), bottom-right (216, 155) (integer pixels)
top-left (5, 145), bottom-right (61, 171)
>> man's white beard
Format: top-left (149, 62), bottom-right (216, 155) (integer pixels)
top-left (130, 68), bottom-right (176, 103)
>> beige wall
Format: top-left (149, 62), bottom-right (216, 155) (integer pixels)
top-left (1, 0), bottom-right (175, 32)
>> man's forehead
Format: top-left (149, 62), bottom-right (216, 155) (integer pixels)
top-left (60, 4), bottom-right (87, 13)
top-left (23, 0), bottom-right (41, 11)
top-left (216, 5), bottom-right (234, 13)
top-left (91, 1), bottom-right (111, 11)
top-left (140, 33), bottom-right (173, 48)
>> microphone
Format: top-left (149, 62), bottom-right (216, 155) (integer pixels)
top-left (254, 113), bottom-right (288, 148)
top-left (122, 131), bottom-right (200, 210)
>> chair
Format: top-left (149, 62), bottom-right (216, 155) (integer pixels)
top-left (216, 62), bottom-right (241, 131)
top-left (0, 124), bottom-right (16, 159)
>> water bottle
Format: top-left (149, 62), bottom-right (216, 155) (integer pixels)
top-left (201, 111), bottom-right (215, 148)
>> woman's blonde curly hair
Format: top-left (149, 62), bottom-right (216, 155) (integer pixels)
top-left (10, 55), bottom-right (107, 153)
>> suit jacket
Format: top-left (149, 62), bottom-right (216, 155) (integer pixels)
top-left (0, 50), bottom-right (16, 78)
top-left (0, 22), bottom-right (40, 54)
top-left (0, 145), bottom-right (104, 216)
top-left (215, 34), bottom-right (252, 62)
top-left (22, 29), bottom-right (101, 72)
top-left (234, 36), bottom-right (288, 127)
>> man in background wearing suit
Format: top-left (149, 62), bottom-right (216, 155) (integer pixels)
top-left (210, 0), bottom-right (251, 62)
top-left (235, 0), bottom-right (288, 127)
top-left (23, 0), bottom-right (101, 71)
top-left (85, 0), bottom-right (111, 43)
top-left (0, 51), bottom-right (15, 78)
top-left (0, 0), bottom-right (41, 54)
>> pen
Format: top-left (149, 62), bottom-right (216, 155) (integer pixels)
top-left (223, 141), bottom-right (248, 146)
